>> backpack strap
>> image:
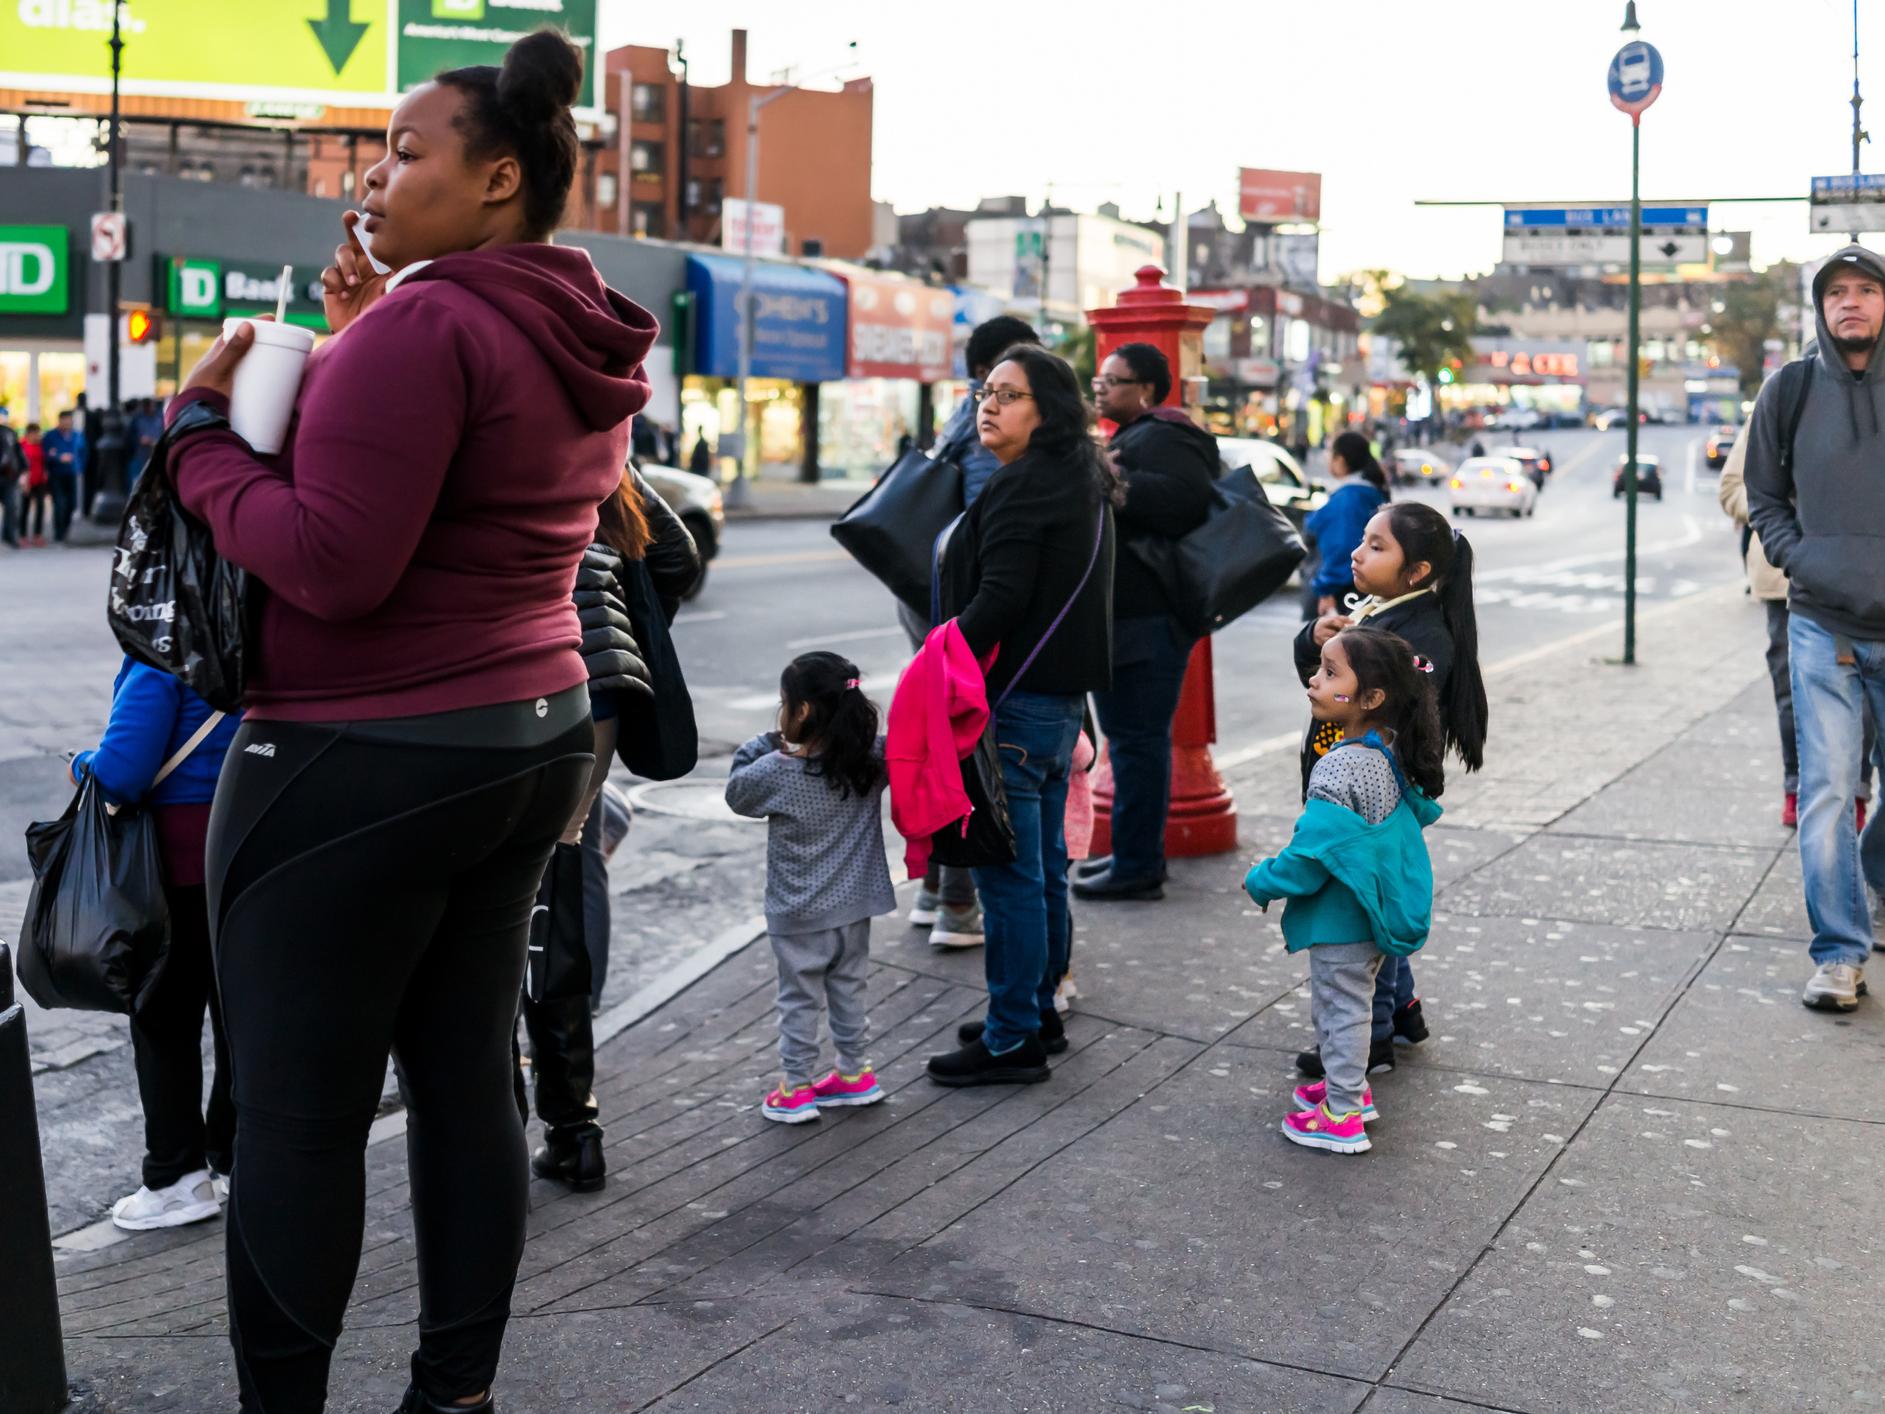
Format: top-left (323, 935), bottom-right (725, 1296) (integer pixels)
top-left (151, 711), bottom-right (226, 790)
top-left (994, 507), bottom-right (1107, 710)
top-left (1777, 357), bottom-right (1814, 478)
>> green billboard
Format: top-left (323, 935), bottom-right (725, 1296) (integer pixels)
top-left (0, 2), bottom-right (598, 114)
top-left (0, 226), bottom-right (70, 316)
top-left (164, 256), bottom-right (329, 330)
top-left (396, 0), bottom-right (597, 111)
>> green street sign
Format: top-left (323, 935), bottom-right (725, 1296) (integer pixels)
top-left (164, 256), bottom-right (328, 330)
top-left (0, 225), bottom-right (69, 315)
top-left (398, 0), bottom-right (597, 110)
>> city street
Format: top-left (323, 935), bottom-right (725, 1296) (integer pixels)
top-left (7, 425), bottom-right (1740, 1240)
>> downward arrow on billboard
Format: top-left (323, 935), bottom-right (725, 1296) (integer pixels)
top-left (308, 0), bottom-right (370, 75)
top-left (1658, 241), bottom-right (1679, 258)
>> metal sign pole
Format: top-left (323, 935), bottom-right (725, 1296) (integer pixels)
top-left (1624, 114), bottom-right (1641, 665)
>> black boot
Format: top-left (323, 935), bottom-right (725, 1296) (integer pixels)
top-left (1392, 997), bottom-right (1430, 1044)
top-left (396, 1384), bottom-right (493, 1412)
top-left (1295, 1037), bottom-right (1397, 1079)
top-left (957, 1008), bottom-right (1067, 1054)
top-left (531, 1126), bottom-right (606, 1192)
top-left (927, 1034), bottom-right (1051, 1087)
top-left (1071, 869), bottom-right (1165, 901)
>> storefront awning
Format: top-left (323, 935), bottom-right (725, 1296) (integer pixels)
top-left (686, 254), bottom-right (846, 385)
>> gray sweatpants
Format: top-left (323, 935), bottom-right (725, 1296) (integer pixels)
top-left (772, 920), bottom-right (873, 1088)
top-left (1310, 943), bottom-right (1384, 1116)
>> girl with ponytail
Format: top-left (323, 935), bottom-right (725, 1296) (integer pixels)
top-left (1290, 499), bottom-right (1490, 1086)
top-left (1305, 430), bottom-right (1393, 614)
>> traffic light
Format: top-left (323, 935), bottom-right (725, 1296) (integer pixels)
top-left (125, 306), bottom-right (158, 344)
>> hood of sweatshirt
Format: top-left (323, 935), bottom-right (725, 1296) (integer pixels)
top-left (1126, 404), bottom-right (1222, 461)
top-left (1810, 244), bottom-right (1885, 442)
top-left (402, 244), bottom-right (658, 432)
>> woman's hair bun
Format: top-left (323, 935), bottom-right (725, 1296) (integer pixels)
top-left (497, 28), bottom-right (583, 119)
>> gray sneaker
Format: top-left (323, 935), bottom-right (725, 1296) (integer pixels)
top-left (909, 888), bottom-right (941, 928)
top-left (930, 904), bottom-right (985, 949)
top-left (1872, 889), bottom-right (1885, 953)
top-left (1802, 961), bottom-right (1867, 1011)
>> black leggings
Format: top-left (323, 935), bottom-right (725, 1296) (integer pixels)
top-left (207, 694), bottom-right (592, 1412)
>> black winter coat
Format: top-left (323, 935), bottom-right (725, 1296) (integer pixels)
top-left (1107, 408), bottom-right (1218, 624)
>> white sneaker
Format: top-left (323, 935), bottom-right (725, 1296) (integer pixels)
top-left (1802, 961), bottom-right (1866, 1012)
top-left (110, 1168), bottom-right (221, 1231)
top-left (908, 890), bottom-right (940, 928)
top-left (211, 1173), bottom-right (230, 1202)
top-left (1054, 973), bottom-right (1078, 1014)
top-left (930, 906), bottom-right (984, 949)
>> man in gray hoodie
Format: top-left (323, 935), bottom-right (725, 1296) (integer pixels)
top-left (1746, 244), bottom-right (1885, 1010)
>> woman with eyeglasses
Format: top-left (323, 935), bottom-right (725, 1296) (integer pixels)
top-left (1080, 342), bottom-right (1219, 903)
top-left (925, 344), bottom-right (1119, 1087)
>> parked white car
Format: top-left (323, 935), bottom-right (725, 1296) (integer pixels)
top-left (1449, 456), bottom-right (1539, 518)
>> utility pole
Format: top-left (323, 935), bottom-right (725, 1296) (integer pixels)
top-left (91, 0), bottom-right (129, 522)
top-left (674, 39), bottom-right (689, 240)
top-left (1853, 0), bottom-right (1868, 240)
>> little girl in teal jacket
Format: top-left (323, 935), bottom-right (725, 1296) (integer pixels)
top-left (1245, 628), bottom-right (1444, 1155)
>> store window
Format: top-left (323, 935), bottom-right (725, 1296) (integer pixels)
top-left (1202, 318), bottom-right (1232, 363)
top-left (630, 140), bottom-right (664, 176)
top-left (630, 83), bottom-right (665, 124)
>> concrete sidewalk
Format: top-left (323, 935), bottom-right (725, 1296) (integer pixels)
top-left (48, 587), bottom-right (1872, 1413)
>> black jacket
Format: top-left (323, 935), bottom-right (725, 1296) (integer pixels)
top-left (632, 466), bottom-right (703, 618)
top-left (1293, 592), bottom-right (1455, 797)
top-left (941, 445), bottom-right (1115, 701)
top-left (572, 470), bottom-right (702, 700)
top-left (1108, 409), bottom-right (1218, 624)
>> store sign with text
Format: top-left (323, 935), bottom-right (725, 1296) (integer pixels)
top-left (1239, 168), bottom-right (1321, 223)
top-left (0, 224), bottom-right (69, 315)
top-left (165, 256), bottom-right (328, 328)
top-left (841, 269), bottom-right (955, 382)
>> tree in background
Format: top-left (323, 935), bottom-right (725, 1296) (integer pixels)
top-left (1372, 286), bottom-right (1478, 389)
top-left (1707, 261), bottom-right (1798, 400)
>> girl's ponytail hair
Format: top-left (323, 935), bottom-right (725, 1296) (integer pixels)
top-left (1333, 429), bottom-right (1391, 499)
top-left (1382, 502), bottom-right (1488, 772)
top-left (1339, 627), bottom-right (1446, 800)
top-left (780, 651), bottom-right (882, 798)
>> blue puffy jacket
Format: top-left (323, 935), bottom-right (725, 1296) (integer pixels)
top-left (73, 658), bottom-right (241, 807)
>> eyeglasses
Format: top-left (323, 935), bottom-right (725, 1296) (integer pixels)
top-left (974, 386), bottom-right (1034, 408)
top-left (1091, 376), bottom-right (1145, 390)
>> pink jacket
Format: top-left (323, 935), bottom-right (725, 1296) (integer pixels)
top-left (887, 621), bottom-right (991, 880)
top-left (1064, 730), bottom-right (1097, 861)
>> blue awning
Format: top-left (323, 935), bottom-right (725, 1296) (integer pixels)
top-left (686, 254), bottom-right (847, 384)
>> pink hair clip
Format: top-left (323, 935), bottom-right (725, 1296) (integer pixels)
top-left (1412, 655), bottom-right (1435, 674)
top-left (845, 677), bottom-right (861, 690)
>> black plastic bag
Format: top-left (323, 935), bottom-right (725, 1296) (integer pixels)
top-left (1127, 469), bottom-right (1306, 638)
top-left (831, 446), bottom-right (966, 617)
top-left (108, 401), bottom-right (253, 712)
top-left (18, 778), bottom-right (170, 1016)
top-left (615, 555), bottom-right (698, 781)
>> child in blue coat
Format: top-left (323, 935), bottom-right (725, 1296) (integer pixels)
top-left (1246, 628), bottom-right (1444, 1155)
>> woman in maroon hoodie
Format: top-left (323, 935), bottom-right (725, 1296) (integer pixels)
top-left (169, 31), bottom-right (655, 1414)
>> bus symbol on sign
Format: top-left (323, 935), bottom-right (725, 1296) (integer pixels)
top-left (1607, 40), bottom-right (1665, 119)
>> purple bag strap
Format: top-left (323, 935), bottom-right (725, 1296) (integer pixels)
top-left (994, 505), bottom-right (1106, 710)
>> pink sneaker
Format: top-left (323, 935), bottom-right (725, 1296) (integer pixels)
top-left (1280, 1102), bottom-right (1371, 1154)
top-left (761, 1083), bottom-right (821, 1124)
top-left (1292, 1080), bottom-right (1378, 1121)
top-left (812, 1066), bottom-right (884, 1108)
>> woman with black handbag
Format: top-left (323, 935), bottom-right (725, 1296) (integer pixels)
top-left (924, 344), bottom-right (1119, 1088)
top-left (519, 466), bottom-right (700, 1193)
top-left (164, 32), bottom-right (658, 1413)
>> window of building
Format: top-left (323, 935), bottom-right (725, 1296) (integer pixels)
top-left (631, 203), bottom-right (666, 239)
top-left (630, 139), bottom-right (664, 176)
top-left (688, 118), bottom-right (726, 158)
top-left (630, 83), bottom-right (665, 125)
top-left (686, 177), bottom-right (723, 215)
top-left (1203, 318), bottom-right (1232, 363)
top-left (597, 171), bottom-right (618, 210)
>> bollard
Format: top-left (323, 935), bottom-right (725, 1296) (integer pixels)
top-left (0, 942), bottom-right (70, 1413)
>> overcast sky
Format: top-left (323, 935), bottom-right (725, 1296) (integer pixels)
top-left (597, 0), bottom-right (1881, 282)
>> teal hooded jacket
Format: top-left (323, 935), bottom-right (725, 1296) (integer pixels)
top-left (1243, 739), bottom-right (1442, 957)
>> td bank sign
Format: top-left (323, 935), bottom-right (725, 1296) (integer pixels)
top-left (0, 225), bottom-right (70, 315)
top-left (165, 256), bottom-right (327, 329)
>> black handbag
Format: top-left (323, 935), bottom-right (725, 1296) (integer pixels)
top-left (614, 555), bottom-right (698, 781)
top-left (831, 440), bottom-right (968, 617)
top-left (1127, 468), bottom-right (1306, 638)
top-left (927, 508), bottom-right (1108, 870)
top-left (108, 402), bottom-right (255, 712)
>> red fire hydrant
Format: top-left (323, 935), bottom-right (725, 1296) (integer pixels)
top-left (1087, 266), bottom-right (1238, 858)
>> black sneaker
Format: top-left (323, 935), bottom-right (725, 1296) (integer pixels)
top-left (927, 1035), bottom-right (1051, 1087)
top-left (957, 1009), bottom-right (1067, 1055)
top-left (1392, 998), bottom-right (1430, 1044)
top-left (530, 1128), bottom-right (606, 1192)
top-left (1294, 1037), bottom-right (1397, 1079)
top-left (397, 1385), bottom-right (492, 1412)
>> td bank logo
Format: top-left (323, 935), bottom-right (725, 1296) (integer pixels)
top-left (0, 225), bottom-right (68, 315)
top-left (169, 258), bottom-right (221, 317)
top-left (433, 0), bottom-right (485, 17)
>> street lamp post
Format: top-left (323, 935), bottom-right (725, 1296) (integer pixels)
top-left (90, 0), bottom-right (129, 522)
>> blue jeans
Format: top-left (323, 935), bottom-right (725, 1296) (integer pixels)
top-left (1370, 953), bottom-right (1416, 1043)
top-left (1789, 615), bottom-right (1885, 967)
top-left (971, 691), bottom-right (1083, 1054)
top-left (1092, 616), bottom-right (1193, 881)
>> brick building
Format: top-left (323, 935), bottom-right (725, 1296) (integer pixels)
top-left (594, 31), bottom-right (874, 258)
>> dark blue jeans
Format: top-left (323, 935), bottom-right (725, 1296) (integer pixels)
top-left (1370, 954), bottom-right (1416, 1043)
top-left (1092, 616), bottom-right (1193, 881)
top-left (971, 691), bottom-right (1083, 1054)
